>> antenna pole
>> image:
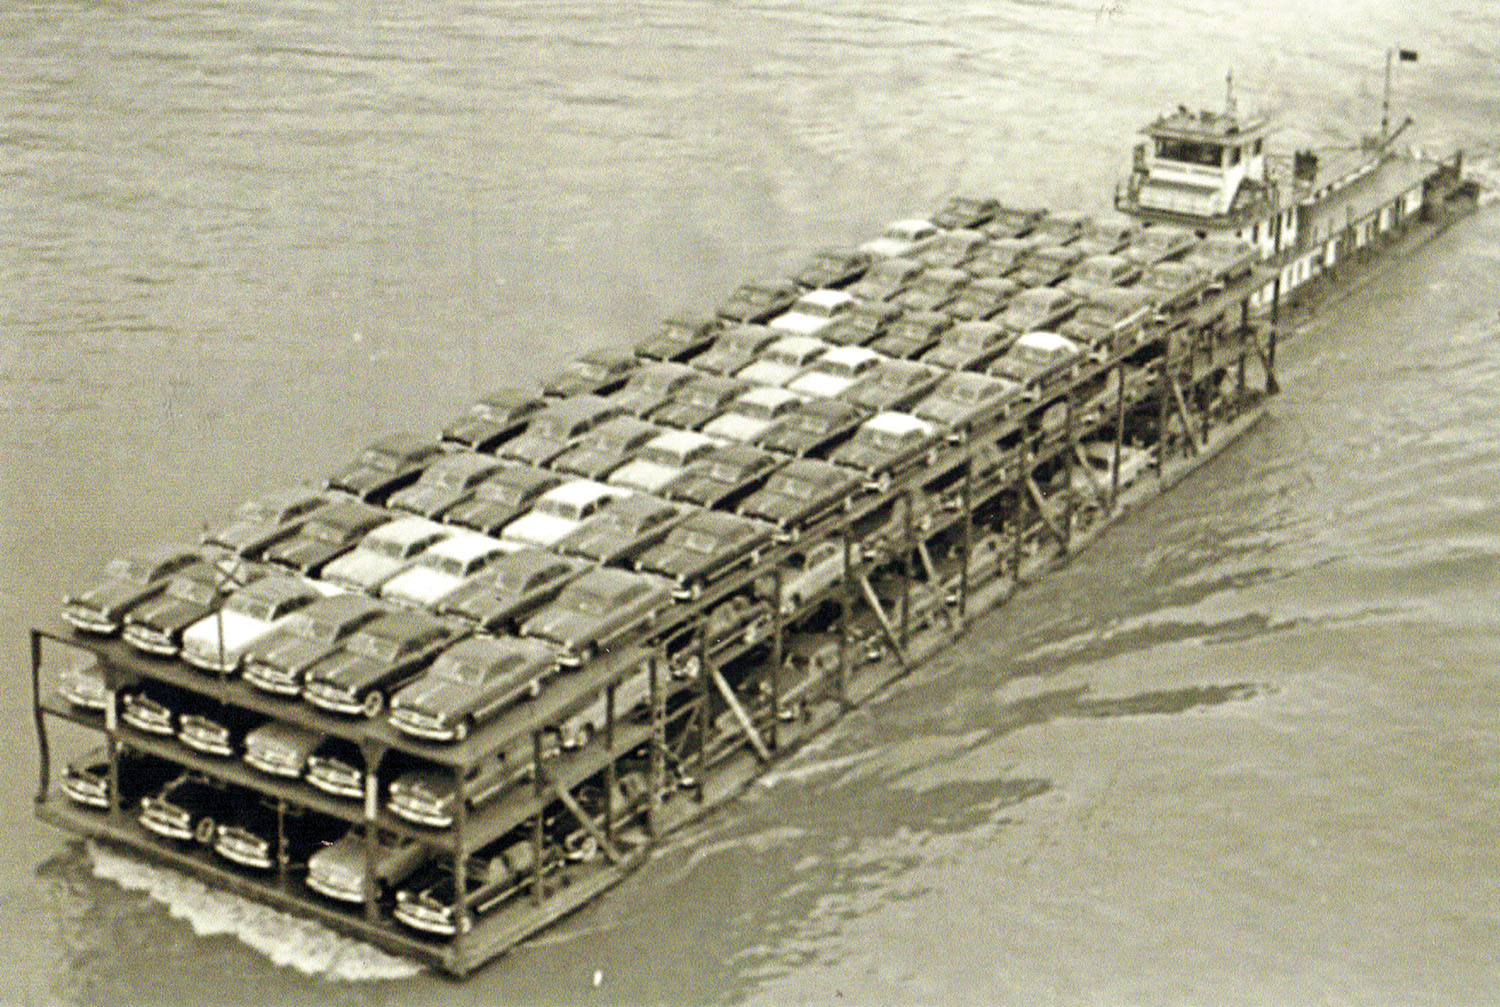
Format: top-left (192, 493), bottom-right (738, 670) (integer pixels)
top-left (1381, 48), bottom-right (1392, 140)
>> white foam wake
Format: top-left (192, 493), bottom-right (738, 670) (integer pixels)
top-left (87, 842), bottom-right (424, 981)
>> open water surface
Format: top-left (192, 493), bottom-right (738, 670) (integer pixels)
top-left (2, 1), bottom-right (1498, 1003)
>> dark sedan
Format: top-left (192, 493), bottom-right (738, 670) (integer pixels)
top-left (386, 451), bottom-right (506, 519)
top-left (793, 247), bottom-right (873, 289)
top-left (912, 371), bottom-right (1024, 436)
top-left (394, 833), bottom-right (553, 935)
top-left (828, 411), bottom-right (941, 492)
top-left (894, 267), bottom-right (970, 314)
top-left (736, 457), bottom-right (862, 541)
top-left (964, 235), bottom-right (1044, 279)
top-left (998, 286), bottom-right (1080, 335)
top-left (919, 320), bottom-right (1015, 372)
top-left (1014, 242), bottom-right (1085, 287)
top-left (1059, 286), bottom-right (1157, 355)
top-left (716, 277), bottom-right (801, 325)
top-left (633, 313), bottom-right (720, 363)
top-left (497, 395), bottom-right (625, 467)
top-left (930, 196), bottom-right (1001, 230)
top-left (820, 298), bottom-right (901, 347)
top-left (214, 802), bottom-right (345, 872)
top-left (61, 544), bottom-right (201, 635)
top-left (241, 593), bottom-right (387, 695)
top-left (649, 373), bottom-right (750, 431)
top-left (442, 465), bottom-right (564, 536)
top-left (140, 774), bottom-right (235, 844)
top-left (846, 256), bottom-right (922, 302)
top-left (1139, 260), bottom-right (1211, 312)
top-left (635, 510), bottom-right (775, 600)
top-left (551, 416), bottom-right (663, 481)
top-left (440, 386), bottom-right (549, 451)
top-left (870, 311), bottom-right (950, 360)
top-left (845, 358), bottom-right (945, 414)
top-left (520, 567), bottom-right (673, 666)
top-left (389, 635), bottom-right (560, 742)
top-left (554, 493), bottom-right (686, 566)
top-left (326, 432), bottom-right (446, 503)
top-left (261, 498), bottom-right (391, 576)
top-left (179, 703), bottom-right (267, 759)
top-left (689, 325), bottom-right (779, 377)
top-left (755, 396), bottom-right (867, 457)
top-left (946, 275), bottom-right (1021, 321)
top-left (660, 443), bottom-right (783, 509)
top-left (980, 204), bottom-right (1047, 239)
top-left (122, 559), bottom-right (261, 657)
top-left (302, 608), bottom-right (465, 717)
top-left (918, 228), bottom-right (989, 269)
top-left (62, 745), bottom-right (179, 811)
top-left (438, 548), bottom-right (591, 633)
top-left (540, 348), bottom-right (638, 398)
top-left (202, 486), bottom-right (330, 558)
top-left (607, 361), bottom-right (699, 417)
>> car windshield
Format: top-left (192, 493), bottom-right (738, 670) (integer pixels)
top-left (772, 476), bottom-right (819, 501)
top-left (707, 460), bottom-right (750, 482)
top-left (430, 654), bottom-right (493, 685)
top-left (868, 261), bottom-right (911, 284)
top-left (348, 633), bottom-right (405, 662)
top-left (734, 286), bottom-right (776, 307)
top-left (235, 500), bottom-right (278, 523)
top-left (368, 537), bottom-right (414, 560)
top-left (531, 417), bottom-right (577, 441)
top-left (671, 529), bottom-right (722, 554)
top-left (305, 519), bottom-right (350, 544)
top-left (168, 577), bottom-right (218, 606)
top-left (104, 557), bottom-right (156, 584)
top-left (478, 480), bottom-right (528, 505)
top-left (227, 594), bottom-right (281, 622)
top-left (536, 496), bottom-right (587, 521)
top-left (421, 554), bottom-right (472, 578)
top-left (288, 612), bottom-right (345, 643)
top-left (564, 587), bottom-right (613, 615)
top-left (736, 398), bottom-right (785, 421)
top-left (357, 449), bottom-right (402, 472)
top-left (817, 356), bottom-right (863, 379)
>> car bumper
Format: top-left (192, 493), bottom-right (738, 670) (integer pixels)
top-left (307, 872), bottom-right (366, 903)
top-left (62, 607), bottom-right (118, 634)
top-left (389, 710), bottom-right (460, 741)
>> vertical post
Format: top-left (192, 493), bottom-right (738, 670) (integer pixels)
top-left (531, 729), bottom-right (544, 906)
top-left (1381, 47), bottom-right (1392, 140)
top-left (1110, 363), bottom-right (1125, 508)
top-left (1010, 448), bottom-right (1026, 580)
top-left (1061, 393), bottom-right (1075, 551)
top-left (838, 518), bottom-right (852, 705)
top-left (1155, 360), bottom-right (1169, 475)
top-left (959, 429), bottom-right (973, 618)
top-left (693, 635), bottom-right (707, 796)
top-left (647, 653), bottom-right (664, 838)
top-left (768, 570), bottom-right (783, 750)
top-left (275, 798), bottom-right (288, 887)
top-left (900, 491), bottom-right (913, 652)
top-left (360, 739), bottom-right (382, 923)
top-left (606, 680), bottom-right (617, 834)
top-left (31, 631), bottom-right (48, 802)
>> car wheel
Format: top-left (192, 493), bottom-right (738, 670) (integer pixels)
top-left (194, 816), bottom-right (216, 845)
top-left (361, 691), bottom-right (384, 718)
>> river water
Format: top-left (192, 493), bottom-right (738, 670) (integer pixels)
top-left (2, 0), bottom-right (1498, 1003)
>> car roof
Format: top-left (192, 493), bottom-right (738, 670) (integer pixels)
top-left (365, 432), bottom-right (435, 456)
top-left (425, 452), bottom-right (502, 478)
top-left (541, 479), bottom-right (623, 507)
top-left (796, 288), bottom-right (854, 310)
top-left (568, 565), bottom-right (663, 595)
top-left (645, 429), bottom-right (719, 451)
top-left (1014, 330), bottom-right (1078, 352)
top-left (765, 334), bottom-right (828, 354)
top-left (865, 411), bottom-right (935, 437)
top-left (236, 574), bottom-right (318, 606)
top-left (424, 531), bottom-right (510, 562)
top-left (310, 498), bottom-right (391, 527)
top-left (487, 547), bottom-right (585, 578)
top-left (357, 607), bottom-right (454, 639)
top-left (439, 633), bottom-right (554, 665)
top-left (886, 217), bottom-right (935, 233)
top-left (366, 515), bottom-right (450, 547)
top-left (243, 485), bottom-right (327, 510)
top-left (1014, 287), bottom-right (1072, 308)
top-left (302, 593), bottom-right (386, 619)
top-left (940, 371), bottom-right (1011, 393)
top-left (739, 385), bottom-right (805, 408)
top-left (950, 320), bottom-right (1005, 337)
top-left (529, 395), bottom-right (620, 425)
top-left (820, 345), bottom-right (883, 366)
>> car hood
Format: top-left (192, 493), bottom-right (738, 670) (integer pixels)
top-left (443, 414), bottom-right (509, 447)
top-left (182, 610), bottom-right (271, 657)
top-left (916, 397), bottom-right (987, 427)
top-left (323, 550), bottom-right (408, 592)
top-left (127, 595), bottom-right (210, 633)
top-left (306, 651), bottom-right (394, 693)
top-left (327, 464), bottom-right (389, 497)
top-left (786, 372), bottom-right (853, 399)
top-left (445, 590), bottom-right (523, 628)
top-left (739, 489), bottom-right (799, 523)
top-left (661, 471), bottom-right (732, 507)
top-left (735, 361), bottom-right (802, 387)
top-left (770, 312), bottom-right (834, 337)
top-left (502, 434), bottom-right (569, 466)
top-left (390, 484), bottom-right (467, 518)
top-left (206, 518), bottom-right (282, 554)
top-left (636, 543), bottom-right (713, 581)
top-left (252, 633), bottom-right (337, 674)
top-left (503, 512), bottom-right (579, 548)
top-left (756, 425), bottom-right (821, 455)
top-left (445, 498), bottom-right (522, 535)
top-left (383, 567), bottom-right (463, 608)
top-left (830, 442), bottom-right (891, 473)
top-left (609, 460), bottom-right (681, 493)
top-left (265, 535), bottom-right (345, 572)
top-left (69, 579), bottom-right (157, 616)
top-left (560, 525), bottom-right (636, 563)
top-left (702, 413), bottom-right (775, 442)
top-left (521, 607), bottom-right (598, 649)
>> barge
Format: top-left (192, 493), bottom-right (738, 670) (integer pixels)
top-left (30, 92), bottom-right (1477, 976)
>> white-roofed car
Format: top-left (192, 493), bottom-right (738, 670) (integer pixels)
top-left (321, 516), bottom-right (453, 595)
top-left (828, 411), bottom-right (941, 492)
top-left (989, 331), bottom-right (1084, 400)
top-left (501, 480), bottom-right (631, 550)
top-left (607, 430), bottom-right (721, 493)
top-left (179, 575), bottom-right (330, 674)
top-left (1070, 441), bottom-right (1154, 499)
top-left (785, 345), bottom-right (887, 399)
top-left (858, 218), bottom-right (942, 259)
top-left (380, 532), bottom-right (517, 610)
top-left (702, 386), bottom-right (808, 443)
top-left (769, 289), bottom-right (856, 337)
top-left (734, 335), bottom-right (831, 388)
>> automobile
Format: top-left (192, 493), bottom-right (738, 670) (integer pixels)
top-left (1072, 216), bottom-right (1141, 257)
top-left (561, 770), bottom-right (655, 862)
top-left (608, 429), bottom-right (723, 493)
top-left (540, 348), bottom-right (638, 398)
top-left (779, 540), bottom-right (846, 614)
top-left (139, 774), bottom-right (234, 844)
top-left (55, 649), bottom-right (108, 710)
top-left (386, 452), bottom-right (506, 519)
top-left (870, 310), bottom-right (950, 360)
top-left (733, 336), bottom-right (830, 388)
top-left (389, 635), bottom-right (560, 742)
top-left (858, 218), bottom-right (941, 259)
top-left (934, 439), bottom-right (1015, 512)
top-left (998, 286), bottom-right (1080, 335)
top-left (243, 721), bottom-right (324, 777)
top-left (440, 386), bottom-right (549, 452)
top-left (688, 326), bottom-right (779, 378)
top-left (214, 802), bottom-right (344, 872)
top-left (911, 371), bottom-right (1025, 435)
top-left (302, 608), bottom-right (465, 717)
top-left (606, 362), bottom-right (699, 418)
top-left (520, 567), bottom-right (673, 667)
top-left (635, 510), bottom-right (775, 600)
top-left (500, 479), bottom-right (631, 550)
top-left (633, 313), bottom-right (720, 363)
top-left (1070, 441), bottom-right (1154, 497)
top-left (555, 493), bottom-right (687, 566)
top-left (793, 247), bottom-right (872, 289)
top-left (1139, 260), bottom-right (1212, 312)
top-left (768, 289), bottom-right (856, 338)
top-left (553, 662), bottom-right (653, 749)
top-left (325, 433), bottom-right (446, 503)
top-left (989, 331), bottom-right (1084, 399)
top-left (1014, 242), bottom-right (1085, 287)
top-left (846, 256), bottom-right (923, 302)
top-left (964, 235), bottom-right (1046, 279)
top-left (388, 743), bottom-right (549, 828)
top-left (438, 548), bottom-right (591, 633)
top-left (122, 557), bottom-right (265, 657)
top-left (785, 345), bottom-right (887, 400)
top-left (1124, 224), bottom-right (1199, 266)
top-left (715, 277), bottom-right (802, 325)
top-left (178, 704), bottom-right (266, 758)
top-left (241, 593), bottom-right (387, 696)
top-left (828, 411), bottom-right (941, 492)
top-left (844, 358), bottom-right (945, 414)
top-left (917, 227), bottom-right (989, 270)
top-left (930, 196), bottom-right (1001, 230)
top-left (946, 275), bottom-right (1022, 321)
top-left (647, 376), bottom-right (750, 434)
top-left (894, 267), bottom-right (970, 313)
top-left (736, 457), bottom-right (862, 541)
top-left (702, 386), bottom-right (809, 443)
top-left (704, 595), bottom-right (772, 649)
top-left (819, 298), bottom-right (902, 347)
top-left (118, 680), bottom-right (201, 736)
top-left (754, 396), bottom-right (867, 458)
top-left (550, 416), bottom-right (664, 480)
top-left (659, 442), bottom-right (782, 510)
top-left (441, 465), bottom-right (564, 536)
top-left (261, 498), bottom-right (392, 577)
top-left (1059, 286), bottom-right (1157, 356)
top-left (320, 516), bottom-right (453, 595)
top-left (394, 834), bottom-right (557, 935)
top-left (306, 829), bottom-right (429, 904)
top-left (60, 544), bottom-right (202, 635)
top-left (1063, 253), bottom-right (1143, 298)
top-left (201, 486), bottom-right (331, 558)
top-left (496, 395), bottom-right (625, 467)
top-left (980, 203), bottom-right (1047, 239)
top-left (305, 737), bottom-right (368, 799)
top-left (1183, 235), bottom-right (1258, 287)
top-left (379, 532), bottom-right (514, 611)
top-left (62, 744), bottom-right (178, 810)
top-left (919, 320), bottom-right (1015, 372)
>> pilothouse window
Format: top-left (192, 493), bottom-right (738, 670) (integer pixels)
top-left (1154, 138), bottom-right (1223, 167)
